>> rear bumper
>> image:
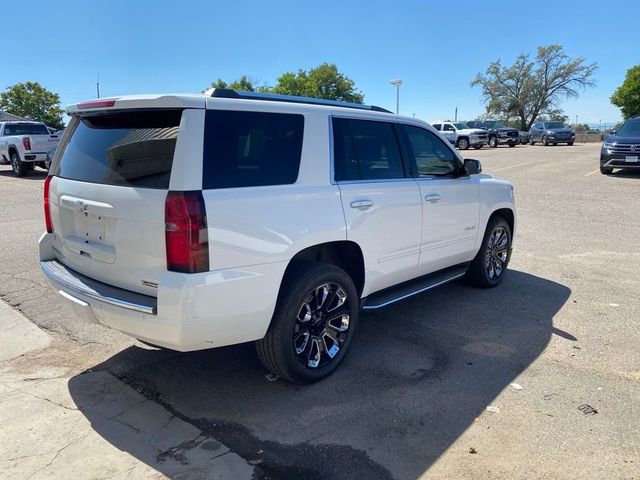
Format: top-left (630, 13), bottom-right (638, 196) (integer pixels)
top-left (39, 233), bottom-right (286, 351)
top-left (22, 152), bottom-right (49, 162)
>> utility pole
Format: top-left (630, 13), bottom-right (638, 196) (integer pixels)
top-left (96, 73), bottom-right (100, 99)
top-left (454, 106), bottom-right (458, 122)
top-left (390, 79), bottom-right (403, 115)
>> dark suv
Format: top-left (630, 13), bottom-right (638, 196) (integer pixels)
top-left (467, 120), bottom-right (519, 148)
top-left (529, 121), bottom-right (575, 146)
top-left (600, 115), bottom-right (640, 174)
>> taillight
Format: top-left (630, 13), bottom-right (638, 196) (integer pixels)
top-left (22, 137), bottom-right (31, 150)
top-left (165, 191), bottom-right (209, 273)
top-left (44, 175), bottom-right (53, 233)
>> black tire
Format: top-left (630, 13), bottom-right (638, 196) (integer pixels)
top-left (568, 142), bottom-right (574, 146)
top-left (457, 137), bottom-right (470, 150)
top-left (553, 143), bottom-right (557, 146)
top-left (489, 136), bottom-right (498, 148)
top-left (508, 143), bottom-right (516, 148)
top-left (542, 135), bottom-right (549, 146)
top-left (465, 216), bottom-right (512, 288)
top-left (10, 151), bottom-right (28, 177)
top-left (473, 145), bottom-right (482, 150)
top-left (256, 261), bottom-right (359, 383)
top-left (600, 166), bottom-right (613, 174)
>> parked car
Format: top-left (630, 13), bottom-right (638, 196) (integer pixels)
top-left (430, 121), bottom-right (488, 150)
top-left (39, 90), bottom-right (516, 383)
top-left (519, 130), bottom-right (530, 144)
top-left (529, 121), bottom-right (575, 146)
top-left (600, 114), bottom-right (640, 174)
top-left (0, 121), bottom-right (60, 176)
top-left (466, 120), bottom-right (519, 148)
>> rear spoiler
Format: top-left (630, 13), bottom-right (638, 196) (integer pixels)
top-left (66, 94), bottom-right (206, 115)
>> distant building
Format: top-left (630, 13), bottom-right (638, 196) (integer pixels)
top-left (0, 111), bottom-right (27, 121)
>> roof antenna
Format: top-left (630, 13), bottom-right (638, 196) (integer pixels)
top-left (96, 73), bottom-right (100, 99)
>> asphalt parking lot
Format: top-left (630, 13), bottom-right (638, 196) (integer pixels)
top-left (0, 142), bottom-right (639, 479)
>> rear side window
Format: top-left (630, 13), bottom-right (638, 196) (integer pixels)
top-left (3, 123), bottom-right (50, 135)
top-left (333, 118), bottom-right (406, 181)
top-left (202, 110), bottom-right (304, 189)
top-left (52, 110), bottom-right (181, 189)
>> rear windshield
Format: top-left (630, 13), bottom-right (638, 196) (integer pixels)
top-left (3, 123), bottom-right (50, 135)
top-left (52, 110), bottom-right (182, 189)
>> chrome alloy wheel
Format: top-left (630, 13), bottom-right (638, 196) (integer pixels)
top-left (293, 283), bottom-right (350, 369)
top-left (485, 226), bottom-right (509, 280)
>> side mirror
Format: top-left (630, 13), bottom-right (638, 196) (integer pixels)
top-left (611, 130), bottom-right (617, 135)
top-left (464, 159), bottom-right (482, 175)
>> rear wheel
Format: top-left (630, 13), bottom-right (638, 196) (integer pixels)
top-left (10, 151), bottom-right (28, 177)
top-left (466, 216), bottom-right (511, 288)
top-left (489, 136), bottom-right (498, 148)
top-left (256, 262), bottom-right (359, 383)
top-left (457, 137), bottom-right (470, 150)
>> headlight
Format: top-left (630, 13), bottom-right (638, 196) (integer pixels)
top-left (547, 130), bottom-right (555, 136)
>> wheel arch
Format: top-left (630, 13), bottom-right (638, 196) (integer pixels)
top-left (489, 208), bottom-right (515, 236)
top-left (283, 241), bottom-right (365, 297)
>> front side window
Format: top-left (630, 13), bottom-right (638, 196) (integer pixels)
top-left (432, 123), bottom-right (442, 131)
top-left (333, 118), bottom-right (406, 181)
top-left (203, 110), bottom-right (304, 189)
top-left (402, 125), bottom-right (461, 177)
top-left (443, 124), bottom-right (455, 131)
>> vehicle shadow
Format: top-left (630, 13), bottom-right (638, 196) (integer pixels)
top-left (68, 270), bottom-right (571, 480)
top-left (0, 166), bottom-right (48, 180)
top-left (607, 169), bottom-right (640, 180)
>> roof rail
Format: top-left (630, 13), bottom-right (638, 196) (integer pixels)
top-left (207, 88), bottom-right (393, 114)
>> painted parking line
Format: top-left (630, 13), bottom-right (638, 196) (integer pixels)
top-left (584, 169), bottom-right (600, 176)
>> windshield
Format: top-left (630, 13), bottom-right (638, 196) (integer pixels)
top-left (617, 118), bottom-right (640, 137)
top-left (452, 122), bottom-right (469, 130)
top-left (3, 123), bottom-right (50, 135)
top-left (545, 122), bottom-right (566, 129)
top-left (484, 121), bottom-right (507, 129)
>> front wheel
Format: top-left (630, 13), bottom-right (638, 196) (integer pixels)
top-left (568, 142), bottom-right (574, 146)
top-left (530, 138), bottom-right (536, 145)
top-left (600, 166), bottom-right (613, 174)
top-left (466, 216), bottom-right (512, 288)
top-left (10, 151), bottom-right (28, 177)
top-left (489, 136), bottom-right (498, 148)
top-left (508, 143), bottom-right (516, 148)
top-left (457, 137), bottom-right (470, 150)
top-left (543, 135), bottom-right (549, 146)
top-left (256, 262), bottom-right (359, 383)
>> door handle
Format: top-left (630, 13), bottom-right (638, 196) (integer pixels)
top-left (350, 200), bottom-right (374, 209)
top-left (424, 194), bottom-right (441, 203)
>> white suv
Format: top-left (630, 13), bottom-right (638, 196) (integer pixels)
top-left (39, 90), bottom-right (516, 383)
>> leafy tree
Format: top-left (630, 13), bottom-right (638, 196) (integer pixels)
top-left (611, 65), bottom-right (640, 120)
top-left (271, 63), bottom-right (364, 103)
top-left (207, 75), bottom-right (257, 92)
top-left (471, 45), bottom-right (597, 130)
top-left (0, 82), bottom-right (64, 129)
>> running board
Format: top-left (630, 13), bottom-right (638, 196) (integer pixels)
top-left (361, 263), bottom-right (469, 311)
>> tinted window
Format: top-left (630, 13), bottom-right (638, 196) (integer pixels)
top-left (3, 123), bottom-right (50, 135)
top-left (53, 110), bottom-right (181, 189)
top-left (432, 123), bottom-right (442, 130)
top-left (203, 110), bottom-right (303, 189)
top-left (617, 118), bottom-right (640, 136)
top-left (333, 118), bottom-right (406, 181)
top-left (402, 125), bottom-right (460, 177)
top-left (545, 122), bottom-right (566, 129)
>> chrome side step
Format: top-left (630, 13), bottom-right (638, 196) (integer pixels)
top-left (361, 263), bottom-right (468, 311)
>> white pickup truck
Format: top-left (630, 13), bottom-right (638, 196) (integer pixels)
top-left (0, 121), bottom-right (60, 176)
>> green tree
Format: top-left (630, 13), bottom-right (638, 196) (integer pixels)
top-left (207, 75), bottom-right (257, 92)
top-left (271, 63), bottom-right (364, 103)
top-left (611, 65), bottom-right (640, 120)
top-left (471, 45), bottom-right (597, 130)
top-left (0, 82), bottom-right (64, 129)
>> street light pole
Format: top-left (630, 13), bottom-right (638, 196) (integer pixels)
top-left (390, 79), bottom-right (403, 115)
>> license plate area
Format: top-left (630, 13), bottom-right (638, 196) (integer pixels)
top-left (59, 195), bottom-right (116, 264)
top-left (625, 155), bottom-right (638, 163)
